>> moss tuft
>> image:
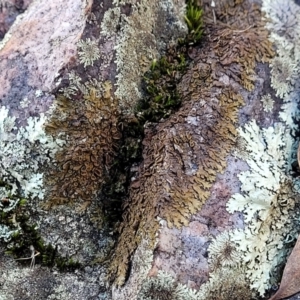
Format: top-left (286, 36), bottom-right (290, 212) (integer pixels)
top-left (184, 0), bottom-right (203, 44)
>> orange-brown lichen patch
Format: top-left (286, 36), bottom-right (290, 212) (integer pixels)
top-left (44, 85), bottom-right (121, 207)
top-left (109, 86), bottom-right (244, 286)
top-left (201, 0), bottom-right (274, 91)
top-left (109, 0), bottom-right (274, 286)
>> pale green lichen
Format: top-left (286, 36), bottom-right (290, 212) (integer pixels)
top-left (60, 71), bottom-right (105, 99)
top-left (207, 231), bottom-right (241, 269)
top-left (137, 271), bottom-right (198, 300)
top-left (0, 224), bottom-right (19, 242)
top-left (263, 0), bottom-right (300, 99)
top-left (100, 7), bottom-right (121, 36)
top-left (220, 1), bottom-right (300, 296)
top-left (270, 56), bottom-right (297, 98)
top-left (197, 266), bottom-right (252, 300)
top-left (0, 105), bottom-right (64, 200)
top-left (226, 120), bottom-right (299, 295)
top-left (77, 38), bottom-right (101, 68)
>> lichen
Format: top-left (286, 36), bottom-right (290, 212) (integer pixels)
top-left (262, 0), bottom-right (300, 98)
top-left (77, 38), bottom-right (101, 68)
top-left (109, 0), bottom-right (274, 287)
top-left (197, 267), bottom-right (252, 300)
top-left (112, 0), bottom-right (187, 113)
top-left (207, 231), bottom-right (241, 269)
top-left (260, 93), bottom-right (274, 112)
top-left (100, 7), bottom-right (121, 36)
top-left (137, 271), bottom-right (198, 300)
top-left (222, 1), bottom-right (300, 295)
top-left (0, 105), bottom-right (64, 200)
top-left (270, 56), bottom-right (297, 98)
top-left (45, 81), bottom-right (121, 208)
top-left (226, 120), bottom-right (300, 295)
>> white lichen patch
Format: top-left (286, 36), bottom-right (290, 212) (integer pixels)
top-left (137, 271), bottom-right (198, 300)
top-left (0, 105), bottom-right (64, 200)
top-left (260, 93), bottom-right (274, 112)
top-left (270, 56), bottom-right (297, 98)
top-left (226, 120), bottom-right (300, 296)
top-left (101, 7), bottom-right (121, 36)
top-left (19, 97), bottom-right (30, 109)
top-left (208, 231), bottom-right (241, 269)
top-left (77, 38), bottom-right (101, 68)
top-left (263, 0), bottom-right (300, 99)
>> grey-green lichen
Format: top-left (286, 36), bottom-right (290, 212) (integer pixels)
top-left (260, 93), bottom-right (274, 112)
top-left (0, 105), bottom-right (64, 200)
top-left (108, 0), bottom-right (187, 113)
top-left (222, 0), bottom-right (300, 296)
top-left (137, 271), bottom-right (198, 300)
top-left (100, 7), bottom-right (121, 36)
top-left (207, 231), bottom-right (241, 270)
top-left (263, 0), bottom-right (300, 99)
top-left (77, 38), bottom-right (101, 68)
top-left (0, 192), bottom-right (24, 242)
top-left (227, 121), bottom-right (300, 295)
top-left (197, 266), bottom-right (252, 300)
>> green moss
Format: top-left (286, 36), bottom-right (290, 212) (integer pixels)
top-left (135, 0), bottom-right (203, 123)
top-left (137, 53), bottom-right (183, 123)
top-left (184, 0), bottom-right (204, 44)
top-left (0, 191), bottom-right (81, 271)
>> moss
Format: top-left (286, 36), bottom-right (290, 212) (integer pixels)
top-left (136, 0), bottom-right (203, 123)
top-left (0, 185), bottom-right (80, 271)
top-left (137, 48), bottom-right (186, 123)
top-left (184, 0), bottom-right (203, 44)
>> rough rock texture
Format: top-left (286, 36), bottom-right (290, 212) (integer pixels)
top-left (0, 0), bottom-right (32, 40)
top-left (0, 0), bottom-right (300, 299)
top-left (111, 0), bottom-right (300, 299)
top-left (0, 0), bottom-right (187, 299)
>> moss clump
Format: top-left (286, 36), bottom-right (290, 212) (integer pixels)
top-left (136, 0), bottom-right (203, 123)
top-left (137, 52), bottom-right (185, 123)
top-left (184, 0), bottom-right (204, 44)
top-left (0, 192), bottom-right (80, 271)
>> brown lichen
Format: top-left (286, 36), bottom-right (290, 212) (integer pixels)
top-left (108, 0), bottom-right (274, 287)
top-left (44, 82), bottom-right (121, 208)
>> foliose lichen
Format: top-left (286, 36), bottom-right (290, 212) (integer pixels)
top-left (207, 231), bottom-right (241, 270)
top-left (45, 81), bottom-right (122, 208)
top-left (260, 93), bottom-right (275, 112)
top-left (197, 266), bottom-right (252, 300)
top-left (77, 38), bottom-right (101, 68)
top-left (137, 271), bottom-right (198, 300)
top-left (111, 0), bottom-right (187, 113)
top-left (223, 0), bottom-right (300, 296)
top-left (0, 105), bottom-right (64, 200)
top-left (227, 121), bottom-right (300, 295)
